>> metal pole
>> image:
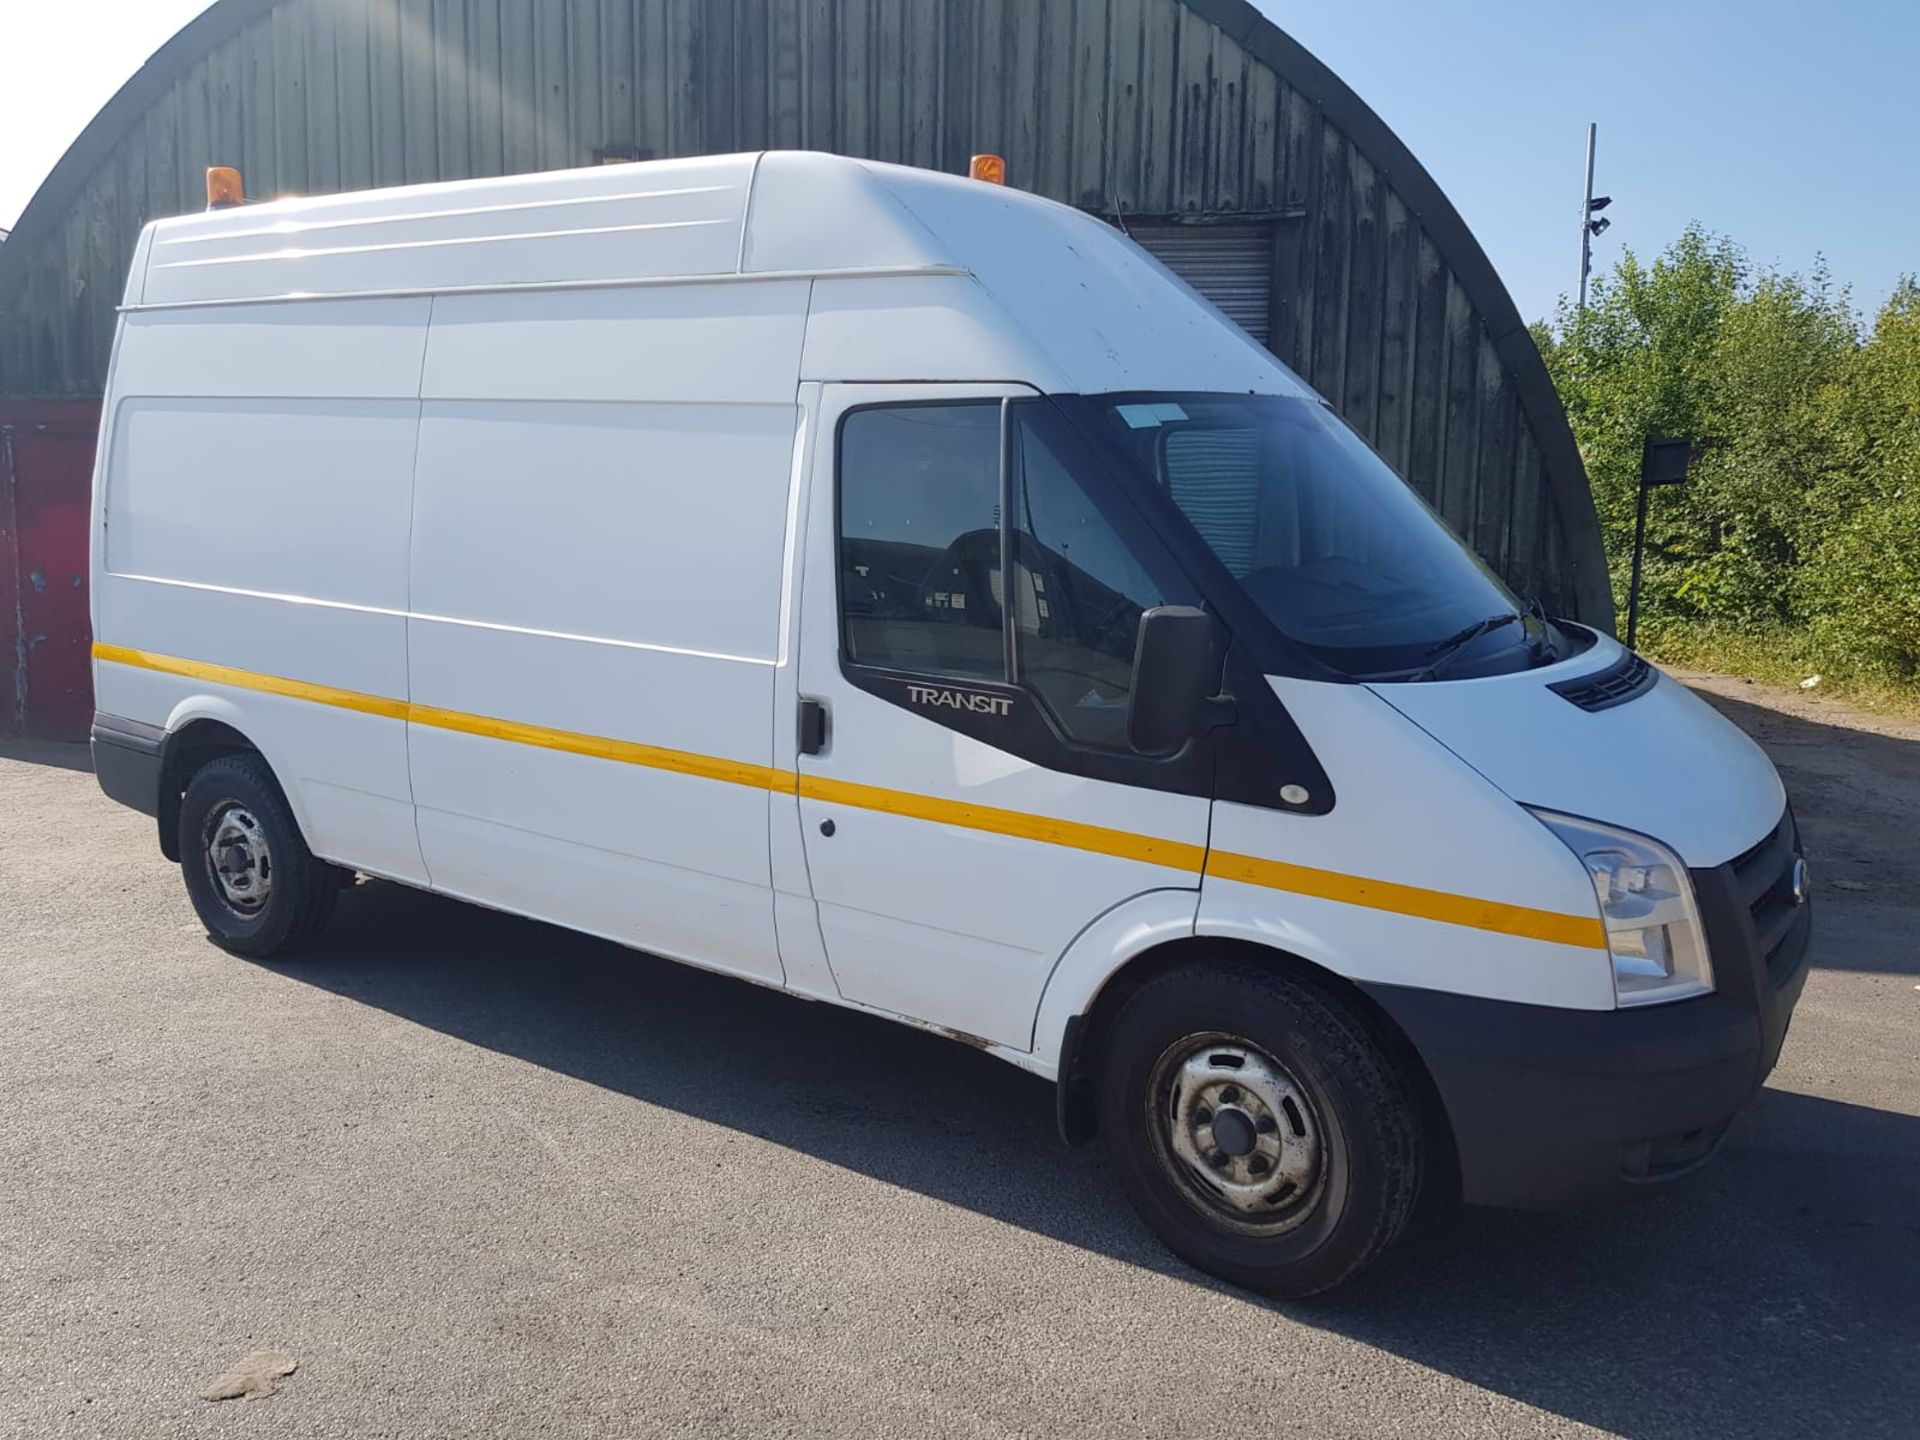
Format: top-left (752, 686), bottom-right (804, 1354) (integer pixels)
top-left (1626, 477), bottom-right (1651, 650)
top-left (1578, 123), bottom-right (1597, 312)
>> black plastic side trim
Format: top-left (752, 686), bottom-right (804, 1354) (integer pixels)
top-left (1055, 1013), bottom-right (1096, 1146)
top-left (92, 713), bottom-right (164, 751)
top-left (90, 715), bottom-right (164, 818)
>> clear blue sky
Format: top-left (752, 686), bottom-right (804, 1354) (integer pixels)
top-left (1261, 0), bottom-right (1919, 323)
top-left (3, 1), bottom-right (1915, 326)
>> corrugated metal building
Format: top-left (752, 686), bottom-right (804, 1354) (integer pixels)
top-left (0, 0), bottom-right (1608, 736)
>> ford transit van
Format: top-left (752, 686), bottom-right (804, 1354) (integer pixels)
top-left (88, 152), bottom-right (1812, 1296)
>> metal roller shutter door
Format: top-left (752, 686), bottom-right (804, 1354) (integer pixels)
top-left (1126, 224), bottom-right (1275, 345)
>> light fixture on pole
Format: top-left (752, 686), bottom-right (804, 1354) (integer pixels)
top-left (1576, 126), bottom-right (1616, 311)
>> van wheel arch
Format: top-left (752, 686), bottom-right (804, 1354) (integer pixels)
top-left (157, 720), bottom-right (269, 863)
top-left (1056, 938), bottom-right (1459, 1199)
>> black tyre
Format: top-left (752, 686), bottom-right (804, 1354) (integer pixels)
top-left (177, 753), bottom-right (338, 959)
top-left (1099, 961), bottom-right (1423, 1298)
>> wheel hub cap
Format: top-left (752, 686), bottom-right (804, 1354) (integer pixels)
top-left (1153, 1036), bottom-right (1325, 1228)
top-left (206, 805), bottom-right (273, 914)
top-left (1210, 1107), bottom-right (1259, 1157)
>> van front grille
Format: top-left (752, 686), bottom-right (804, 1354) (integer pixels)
top-left (1729, 812), bottom-right (1804, 986)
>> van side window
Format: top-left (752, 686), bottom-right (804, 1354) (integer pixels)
top-left (839, 404), bottom-right (1006, 682)
top-left (1009, 414), bottom-right (1167, 749)
top-left (838, 398), bottom-right (1193, 755)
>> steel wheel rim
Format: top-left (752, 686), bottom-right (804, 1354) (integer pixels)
top-left (204, 803), bottom-right (273, 916)
top-left (1146, 1031), bottom-right (1327, 1233)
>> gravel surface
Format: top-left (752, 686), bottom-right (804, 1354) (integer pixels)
top-left (1, 676), bottom-right (1915, 1439)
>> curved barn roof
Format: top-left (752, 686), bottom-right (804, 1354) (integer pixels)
top-left (0, 0), bottom-right (1608, 623)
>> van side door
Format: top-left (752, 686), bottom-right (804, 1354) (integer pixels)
top-left (790, 384), bottom-right (1214, 1050)
top-left (405, 283), bottom-right (807, 986)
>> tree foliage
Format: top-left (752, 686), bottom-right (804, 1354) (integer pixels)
top-left (1538, 229), bottom-right (1920, 683)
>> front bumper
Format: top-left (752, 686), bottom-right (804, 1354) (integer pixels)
top-left (1363, 810), bottom-right (1812, 1209)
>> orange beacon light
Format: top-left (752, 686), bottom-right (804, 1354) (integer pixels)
top-left (206, 166), bottom-right (245, 210)
top-left (969, 154), bottom-right (1007, 186)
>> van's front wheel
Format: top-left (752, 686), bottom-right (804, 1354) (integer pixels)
top-left (178, 754), bottom-right (338, 958)
top-left (1099, 963), bottom-right (1423, 1297)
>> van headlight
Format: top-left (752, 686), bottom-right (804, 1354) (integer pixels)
top-left (1528, 810), bottom-right (1714, 1007)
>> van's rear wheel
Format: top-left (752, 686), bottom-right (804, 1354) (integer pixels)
top-left (1099, 962), bottom-right (1423, 1297)
top-left (178, 754), bottom-right (338, 958)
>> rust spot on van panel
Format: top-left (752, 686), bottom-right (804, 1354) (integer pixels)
top-left (934, 1025), bottom-right (995, 1051)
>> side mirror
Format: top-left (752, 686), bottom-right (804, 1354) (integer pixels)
top-left (1128, 606), bottom-right (1225, 758)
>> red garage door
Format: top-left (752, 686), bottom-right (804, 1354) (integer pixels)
top-left (1, 401), bottom-right (100, 739)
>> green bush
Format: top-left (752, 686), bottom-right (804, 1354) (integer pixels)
top-left (1538, 235), bottom-right (1920, 696)
top-left (1800, 497), bottom-right (1920, 679)
top-left (1797, 284), bottom-right (1920, 679)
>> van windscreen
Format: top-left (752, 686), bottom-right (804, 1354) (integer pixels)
top-left (1071, 393), bottom-right (1554, 680)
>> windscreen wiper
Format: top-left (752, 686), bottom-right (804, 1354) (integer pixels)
top-left (1412, 611), bottom-right (1523, 682)
top-left (1518, 594), bottom-right (1554, 662)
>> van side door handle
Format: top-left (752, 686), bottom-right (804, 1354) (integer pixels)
top-left (798, 698), bottom-right (829, 756)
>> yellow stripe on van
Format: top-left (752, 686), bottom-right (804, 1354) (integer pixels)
top-left (91, 643), bottom-right (411, 723)
top-left (92, 643), bottom-right (787, 794)
top-left (1206, 850), bottom-right (1608, 949)
top-left (406, 702), bottom-right (792, 793)
top-left (94, 642), bottom-right (1604, 948)
top-left (797, 773), bottom-right (1209, 874)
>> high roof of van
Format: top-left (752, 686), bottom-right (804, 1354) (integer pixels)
top-left (126, 151), bottom-right (1301, 397)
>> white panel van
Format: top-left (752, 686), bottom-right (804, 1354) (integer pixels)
top-left (89, 153), bottom-right (1812, 1296)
